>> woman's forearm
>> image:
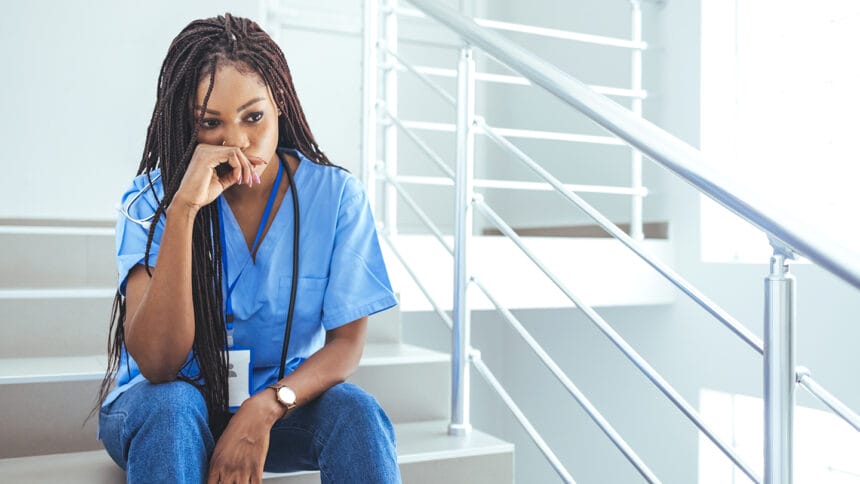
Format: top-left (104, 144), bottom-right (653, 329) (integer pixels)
top-left (249, 329), bottom-right (365, 425)
top-left (124, 201), bottom-right (199, 383)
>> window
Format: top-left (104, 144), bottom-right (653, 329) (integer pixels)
top-left (700, 1), bottom-right (860, 262)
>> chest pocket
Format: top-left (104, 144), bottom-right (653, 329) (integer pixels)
top-left (251, 275), bottom-right (328, 367)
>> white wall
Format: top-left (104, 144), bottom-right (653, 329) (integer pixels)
top-left (0, 1), bottom-right (263, 220)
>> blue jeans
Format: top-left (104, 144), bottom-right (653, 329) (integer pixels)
top-left (98, 380), bottom-right (402, 483)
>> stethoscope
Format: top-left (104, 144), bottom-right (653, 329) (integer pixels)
top-left (117, 147), bottom-right (300, 380)
top-left (115, 173), bottom-right (162, 230)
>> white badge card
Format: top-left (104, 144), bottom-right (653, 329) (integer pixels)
top-left (225, 348), bottom-right (252, 411)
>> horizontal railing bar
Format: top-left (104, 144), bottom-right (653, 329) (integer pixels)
top-left (394, 6), bottom-right (646, 50)
top-left (472, 277), bottom-right (661, 483)
top-left (477, 116), bottom-right (764, 354)
top-left (408, 0), bottom-right (860, 291)
top-left (796, 368), bottom-right (860, 432)
top-left (471, 352), bottom-right (576, 483)
top-left (398, 120), bottom-right (626, 145)
top-left (379, 44), bottom-right (457, 106)
top-left (383, 109), bottom-right (456, 179)
top-left (473, 197), bottom-right (761, 483)
top-left (394, 175), bottom-right (649, 196)
top-left (378, 170), bottom-right (454, 255)
top-left (378, 231), bottom-right (453, 330)
top-left (407, 65), bottom-right (647, 99)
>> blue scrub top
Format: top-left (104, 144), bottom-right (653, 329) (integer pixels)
top-left (104, 148), bottom-right (398, 408)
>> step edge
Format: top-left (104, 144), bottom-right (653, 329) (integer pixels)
top-left (0, 345), bottom-right (449, 384)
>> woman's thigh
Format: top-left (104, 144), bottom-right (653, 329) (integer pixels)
top-left (99, 380), bottom-right (213, 470)
top-left (264, 381), bottom-right (398, 476)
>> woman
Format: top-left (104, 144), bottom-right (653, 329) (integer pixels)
top-left (94, 13), bottom-right (401, 483)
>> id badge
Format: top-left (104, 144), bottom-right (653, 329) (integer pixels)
top-left (225, 347), bottom-right (253, 412)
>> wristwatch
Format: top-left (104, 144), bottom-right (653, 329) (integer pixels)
top-left (267, 384), bottom-right (298, 416)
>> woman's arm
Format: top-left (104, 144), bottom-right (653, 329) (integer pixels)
top-left (245, 316), bottom-right (369, 425)
top-left (123, 202), bottom-right (199, 383)
top-left (123, 144), bottom-right (267, 383)
top-left (206, 317), bottom-right (368, 482)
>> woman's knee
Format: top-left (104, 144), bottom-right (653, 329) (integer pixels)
top-left (318, 383), bottom-right (395, 439)
top-left (133, 380), bottom-right (209, 429)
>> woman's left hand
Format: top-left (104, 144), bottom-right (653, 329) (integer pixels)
top-left (207, 396), bottom-right (277, 484)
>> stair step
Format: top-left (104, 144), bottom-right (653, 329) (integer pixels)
top-left (0, 420), bottom-right (513, 483)
top-left (0, 292), bottom-right (401, 358)
top-left (0, 229), bottom-right (116, 288)
top-left (0, 343), bottom-right (450, 457)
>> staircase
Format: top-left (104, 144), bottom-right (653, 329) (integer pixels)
top-left (0, 222), bottom-right (514, 483)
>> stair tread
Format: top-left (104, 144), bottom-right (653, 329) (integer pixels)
top-left (0, 420), bottom-right (512, 482)
top-left (0, 343), bottom-right (448, 384)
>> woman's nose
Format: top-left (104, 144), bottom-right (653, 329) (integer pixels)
top-left (222, 129), bottom-right (250, 149)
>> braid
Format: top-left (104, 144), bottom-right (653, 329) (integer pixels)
top-left (92, 13), bottom-right (343, 438)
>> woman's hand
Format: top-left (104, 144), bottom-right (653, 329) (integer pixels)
top-left (174, 143), bottom-right (269, 211)
top-left (206, 395), bottom-right (279, 484)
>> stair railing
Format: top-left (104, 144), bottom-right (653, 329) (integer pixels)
top-left (361, 1), bottom-right (860, 483)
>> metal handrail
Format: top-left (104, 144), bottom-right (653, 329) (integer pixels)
top-left (470, 353), bottom-right (576, 483)
top-left (471, 277), bottom-right (661, 483)
top-left (796, 368), bottom-right (860, 432)
top-left (381, 106), bottom-right (455, 179)
top-left (393, 64), bottom-right (648, 99)
top-left (402, 120), bottom-right (626, 145)
top-left (378, 169), bottom-right (453, 255)
top-left (473, 196), bottom-right (762, 483)
top-left (476, 115), bottom-right (764, 353)
top-left (407, 0), bottom-right (860, 293)
top-left (394, 175), bottom-right (648, 196)
top-left (395, 6), bottom-right (647, 49)
top-left (366, 2), bottom-right (860, 482)
top-left (378, 230), bottom-right (453, 330)
top-left (378, 164), bottom-right (658, 481)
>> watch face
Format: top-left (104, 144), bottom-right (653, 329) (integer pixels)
top-left (277, 386), bottom-right (297, 405)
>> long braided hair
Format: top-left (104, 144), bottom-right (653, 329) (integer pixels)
top-left (92, 13), bottom-right (341, 438)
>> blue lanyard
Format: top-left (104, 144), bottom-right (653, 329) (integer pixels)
top-left (219, 160), bottom-right (284, 343)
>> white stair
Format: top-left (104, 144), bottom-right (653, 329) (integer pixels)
top-left (0, 421), bottom-right (513, 484)
top-left (0, 221), bottom-right (514, 481)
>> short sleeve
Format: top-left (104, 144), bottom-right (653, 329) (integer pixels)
top-left (115, 172), bottom-right (165, 297)
top-left (321, 177), bottom-right (398, 330)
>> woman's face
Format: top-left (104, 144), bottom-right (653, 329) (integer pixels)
top-left (192, 63), bottom-right (281, 170)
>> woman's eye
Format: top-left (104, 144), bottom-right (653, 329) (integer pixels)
top-left (200, 119), bottom-right (220, 129)
top-left (247, 112), bottom-right (264, 123)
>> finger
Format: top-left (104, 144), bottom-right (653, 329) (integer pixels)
top-left (235, 149), bottom-right (254, 187)
top-left (247, 154), bottom-right (268, 167)
top-left (205, 470), bottom-right (219, 484)
top-left (227, 150), bottom-right (244, 186)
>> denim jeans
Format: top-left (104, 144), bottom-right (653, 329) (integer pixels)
top-left (98, 380), bottom-right (402, 483)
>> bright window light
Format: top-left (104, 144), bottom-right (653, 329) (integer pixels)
top-left (698, 388), bottom-right (860, 483)
top-left (700, 1), bottom-right (860, 263)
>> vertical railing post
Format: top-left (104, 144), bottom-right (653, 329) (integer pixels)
top-left (381, 0), bottom-right (399, 236)
top-left (450, 46), bottom-right (476, 436)
top-left (362, 0), bottom-right (379, 208)
top-left (764, 243), bottom-right (797, 484)
top-left (629, 0), bottom-right (644, 240)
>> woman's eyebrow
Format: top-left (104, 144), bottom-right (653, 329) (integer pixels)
top-left (194, 97), bottom-right (266, 115)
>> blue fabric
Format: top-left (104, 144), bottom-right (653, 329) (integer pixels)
top-left (98, 379), bottom-right (401, 483)
top-left (104, 148), bottom-right (398, 407)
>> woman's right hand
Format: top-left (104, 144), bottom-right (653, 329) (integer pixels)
top-left (172, 143), bottom-right (269, 211)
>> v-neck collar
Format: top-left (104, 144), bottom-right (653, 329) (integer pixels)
top-left (218, 149), bottom-right (306, 282)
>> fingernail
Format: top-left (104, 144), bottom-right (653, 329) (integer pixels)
top-left (255, 173), bottom-right (262, 184)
